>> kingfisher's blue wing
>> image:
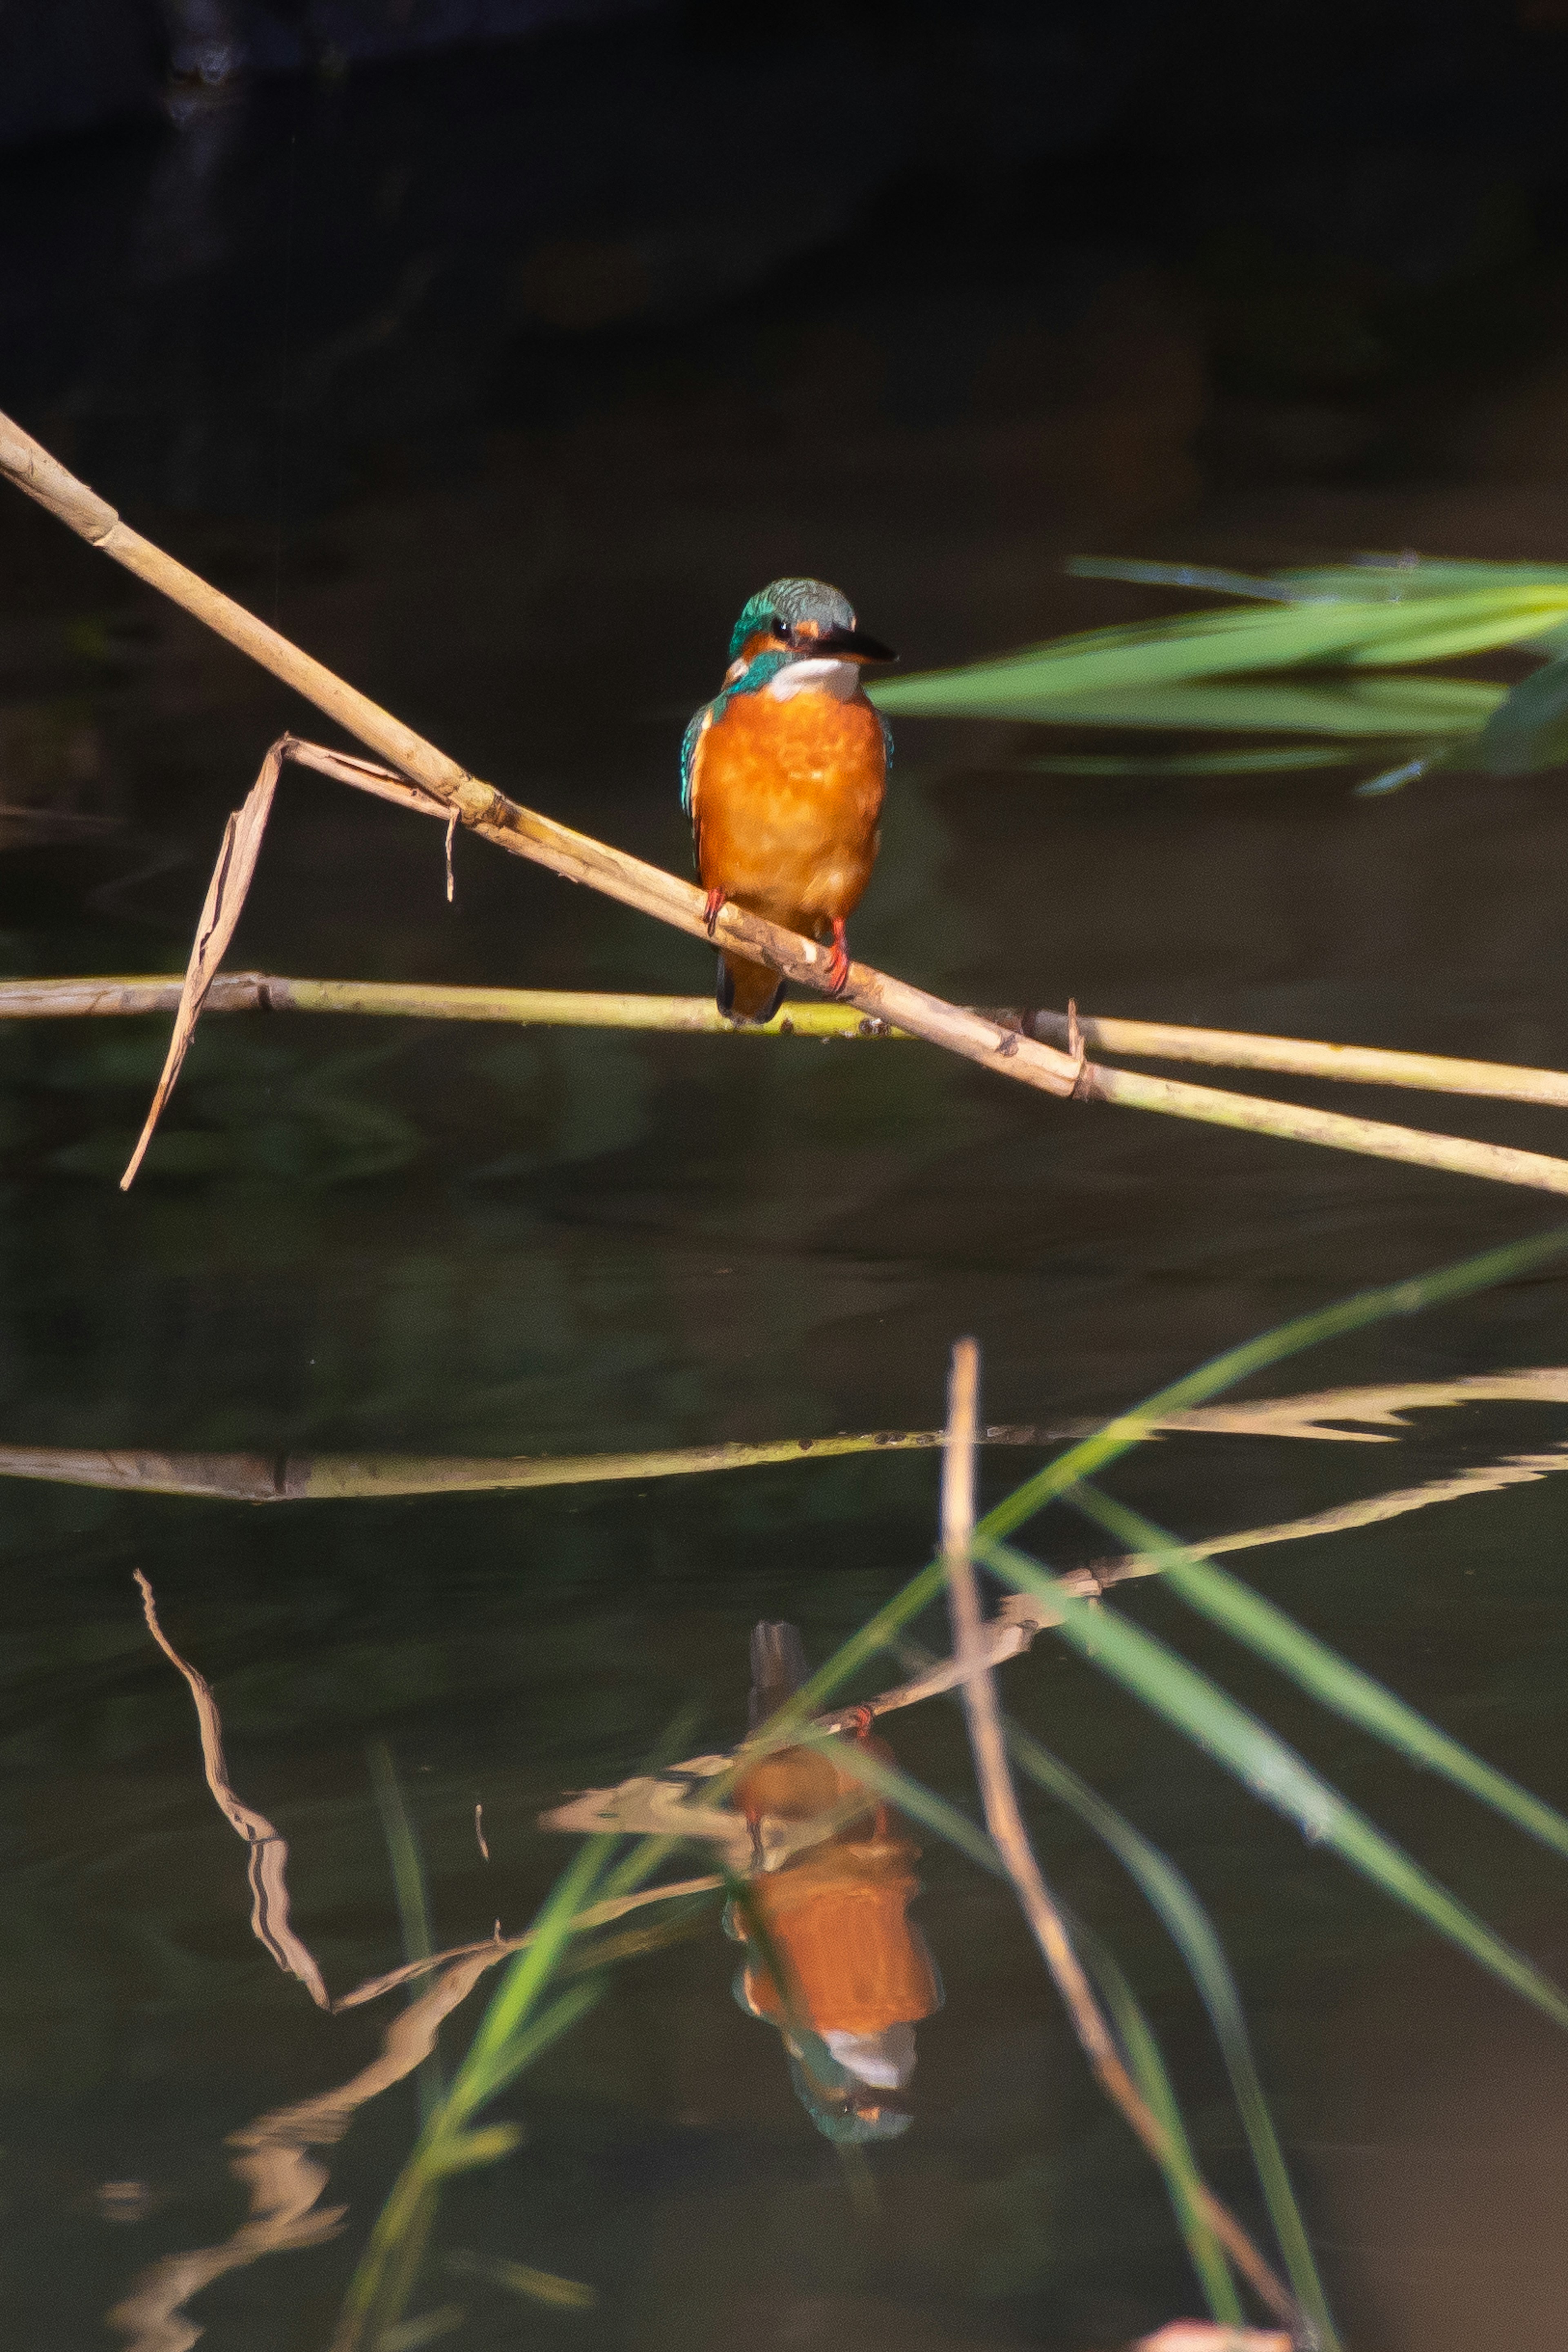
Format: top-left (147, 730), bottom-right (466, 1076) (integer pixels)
top-left (680, 704), bottom-right (711, 820)
top-left (877, 708), bottom-right (894, 773)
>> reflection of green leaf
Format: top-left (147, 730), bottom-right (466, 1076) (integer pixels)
top-left (1478, 650), bottom-right (1568, 776)
top-left (981, 1535), bottom-right (1568, 2035)
top-left (872, 587), bottom-right (1568, 717)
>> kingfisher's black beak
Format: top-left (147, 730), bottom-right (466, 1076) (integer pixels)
top-left (815, 623), bottom-right (898, 664)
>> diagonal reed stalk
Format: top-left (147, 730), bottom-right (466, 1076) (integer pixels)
top-left (938, 1339), bottom-right (1307, 2341)
top-left (10, 415), bottom-right (1568, 1199)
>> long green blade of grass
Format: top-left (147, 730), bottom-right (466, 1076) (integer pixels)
top-left (1028, 747), bottom-right (1369, 776)
top-left (1072, 1921), bottom-right (1244, 2330)
top-left (336, 1835), bottom-right (621, 2350)
top-left (1071, 553), bottom-right (1568, 611)
top-left (1071, 1482), bottom-right (1568, 1865)
top-left (368, 1741), bottom-right (443, 2121)
top-left (1479, 650), bottom-right (1568, 776)
top-left (941, 675), bottom-right (1502, 736)
top-left (872, 589), bottom-right (1568, 717)
top-left (980, 1535), bottom-right (1568, 2034)
top-left (1005, 1722), bottom-right (1336, 2345)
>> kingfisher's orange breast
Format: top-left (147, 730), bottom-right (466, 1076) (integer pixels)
top-left (690, 684), bottom-right (886, 936)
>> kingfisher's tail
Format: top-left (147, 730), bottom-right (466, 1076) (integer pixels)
top-left (718, 951), bottom-right (786, 1025)
top-left (749, 1619), bottom-right (808, 1728)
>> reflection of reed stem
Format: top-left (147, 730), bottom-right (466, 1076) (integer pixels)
top-left (938, 1341), bottom-right (1305, 2343)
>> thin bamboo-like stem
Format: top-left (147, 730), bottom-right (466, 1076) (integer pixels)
top-left (938, 1339), bottom-right (1305, 2342)
top-left (0, 973), bottom-right (903, 1036)
top-left (7, 414), bottom-right (1568, 1200)
top-left (1015, 1008), bottom-right (1568, 1110)
top-left (1085, 1061), bottom-right (1568, 1194)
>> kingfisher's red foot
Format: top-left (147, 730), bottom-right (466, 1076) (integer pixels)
top-left (822, 918), bottom-right (851, 996)
top-left (704, 888), bottom-right (726, 939)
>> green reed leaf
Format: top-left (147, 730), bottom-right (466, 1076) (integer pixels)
top-left (1006, 1723), bottom-right (1337, 2345)
top-left (872, 588), bottom-right (1568, 718)
top-left (1478, 650), bottom-right (1568, 777)
top-left (1072, 1482), bottom-right (1568, 1868)
top-left (1072, 1921), bottom-right (1243, 2328)
top-left (1027, 746), bottom-right (1366, 776)
top-left (976, 676), bottom-right (1501, 736)
top-left (981, 1536), bottom-right (1568, 2035)
top-left (1071, 554), bottom-right (1568, 608)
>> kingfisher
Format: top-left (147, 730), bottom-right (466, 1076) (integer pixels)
top-left (681, 577), bottom-right (896, 1022)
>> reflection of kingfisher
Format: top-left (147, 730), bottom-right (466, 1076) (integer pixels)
top-left (681, 579), bottom-right (896, 1022)
top-left (726, 1622), bottom-right (942, 2143)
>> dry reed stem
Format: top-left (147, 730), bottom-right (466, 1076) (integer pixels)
top-left (937, 1340), bottom-right (1302, 2339)
top-left (1017, 1006), bottom-right (1568, 1111)
top-left (8, 415), bottom-right (1568, 1203)
top-left (17, 951), bottom-right (1568, 1134)
top-left (0, 972), bottom-right (907, 1035)
top-left (0, 417), bottom-right (1087, 1089)
top-left (134, 1569), bottom-right (329, 2007)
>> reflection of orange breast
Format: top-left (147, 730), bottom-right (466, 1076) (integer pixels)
top-left (733, 1735), bottom-right (941, 2038)
top-left (741, 1835), bottom-right (941, 2037)
top-left (692, 687), bottom-right (885, 933)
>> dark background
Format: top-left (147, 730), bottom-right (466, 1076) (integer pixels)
top-left (9, 9), bottom-right (1568, 2352)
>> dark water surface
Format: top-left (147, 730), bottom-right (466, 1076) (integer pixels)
top-left (8, 32), bottom-right (1568, 2350)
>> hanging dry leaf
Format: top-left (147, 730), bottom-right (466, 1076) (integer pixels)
top-left (119, 743), bottom-right (284, 1189)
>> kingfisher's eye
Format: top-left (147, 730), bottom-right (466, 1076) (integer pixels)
top-left (772, 618), bottom-right (793, 645)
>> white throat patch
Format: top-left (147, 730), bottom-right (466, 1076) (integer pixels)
top-left (766, 656), bottom-right (860, 703)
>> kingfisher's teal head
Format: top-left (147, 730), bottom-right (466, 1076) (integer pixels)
top-left (723, 577), bottom-right (896, 684)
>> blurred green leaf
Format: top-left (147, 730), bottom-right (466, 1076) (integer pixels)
top-left (1478, 651), bottom-right (1568, 776)
top-left (1027, 746), bottom-right (1366, 776)
top-left (872, 588), bottom-right (1568, 719)
top-left (973, 675), bottom-right (1501, 737)
top-left (1071, 554), bottom-right (1568, 607)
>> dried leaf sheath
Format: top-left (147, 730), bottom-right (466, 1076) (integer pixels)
top-left (120, 748), bottom-right (283, 1189)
